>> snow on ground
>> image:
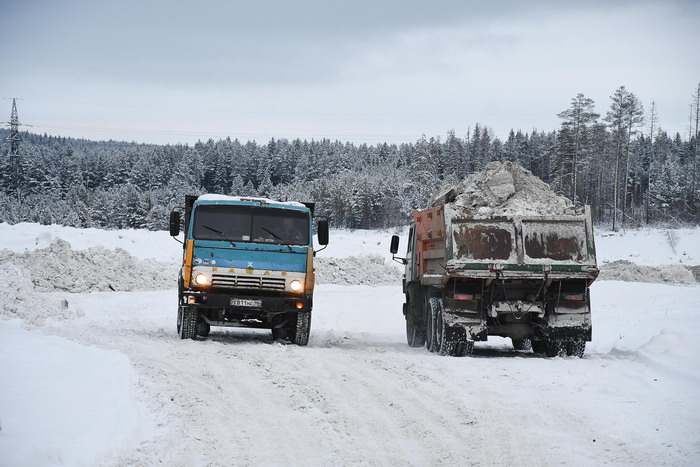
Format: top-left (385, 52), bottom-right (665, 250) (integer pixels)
top-left (1, 222), bottom-right (700, 465)
top-left (596, 228), bottom-right (700, 266)
top-left (0, 321), bottom-right (156, 467)
top-left (0, 222), bottom-right (180, 263)
top-left (0, 239), bottom-right (177, 293)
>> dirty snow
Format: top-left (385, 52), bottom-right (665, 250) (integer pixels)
top-left (315, 254), bottom-right (403, 285)
top-left (599, 260), bottom-right (697, 285)
top-left (432, 161), bottom-right (576, 217)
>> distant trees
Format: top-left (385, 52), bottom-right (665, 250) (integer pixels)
top-left (556, 93), bottom-right (599, 204)
top-left (1, 84), bottom-right (698, 231)
top-left (604, 86), bottom-right (645, 230)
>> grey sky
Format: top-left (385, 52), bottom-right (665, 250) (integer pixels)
top-left (2, 0), bottom-right (699, 145)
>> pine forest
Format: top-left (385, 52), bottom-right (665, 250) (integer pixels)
top-left (1, 85), bottom-right (698, 231)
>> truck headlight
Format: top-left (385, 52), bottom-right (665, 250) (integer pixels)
top-left (290, 279), bottom-right (303, 292)
top-left (194, 273), bottom-right (210, 286)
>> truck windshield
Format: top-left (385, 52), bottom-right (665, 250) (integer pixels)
top-left (192, 205), bottom-right (310, 246)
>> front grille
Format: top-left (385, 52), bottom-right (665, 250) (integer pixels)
top-left (212, 273), bottom-right (286, 291)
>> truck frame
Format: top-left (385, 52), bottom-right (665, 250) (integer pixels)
top-left (170, 194), bottom-right (328, 345)
top-left (391, 204), bottom-right (598, 357)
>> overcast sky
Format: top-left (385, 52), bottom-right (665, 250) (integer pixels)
top-left (2, 0), bottom-right (699, 146)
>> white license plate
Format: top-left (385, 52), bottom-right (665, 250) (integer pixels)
top-left (230, 298), bottom-right (262, 308)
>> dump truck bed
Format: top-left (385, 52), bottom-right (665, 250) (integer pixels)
top-left (413, 205), bottom-right (598, 285)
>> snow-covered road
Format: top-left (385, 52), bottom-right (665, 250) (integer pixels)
top-left (3, 283), bottom-right (696, 466)
top-left (1, 223), bottom-right (700, 466)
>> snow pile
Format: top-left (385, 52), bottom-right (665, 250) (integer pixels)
top-left (0, 321), bottom-right (151, 467)
top-left (432, 161), bottom-right (576, 217)
top-left (599, 260), bottom-right (696, 285)
top-left (315, 254), bottom-right (403, 285)
top-left (0, 263), bottom-right (82, 325)
top-left (0, 239), bottom-right (178, 293)
top-left (0, 222), bottom-right (181, 262)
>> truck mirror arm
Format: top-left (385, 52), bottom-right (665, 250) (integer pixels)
top-left (392, 254), bottom-right (407, 265)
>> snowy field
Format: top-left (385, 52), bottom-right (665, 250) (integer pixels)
top-left (1, 222), bottom-right (699, 466)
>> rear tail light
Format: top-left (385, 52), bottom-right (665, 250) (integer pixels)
top-left (454, 293), bottom-right (479, 301)
top-left (562, 294), bottom-right (584, 301)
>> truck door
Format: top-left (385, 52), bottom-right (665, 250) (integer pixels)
top-left (406, 225), bottom-right (416, 282)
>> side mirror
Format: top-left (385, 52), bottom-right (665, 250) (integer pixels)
top-left (390, 235), bottom-right (406, 264)
top-left (317, 219), bottom-right (329, 246)
top-left (169, 210), bottom-right (181, 237)
top-left (390, 235), bottom-right (400, 254)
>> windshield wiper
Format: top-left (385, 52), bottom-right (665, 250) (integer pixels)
top-left (261, 227), bottom-right (293, 251)
top-left (201, 225), bottom-right (236, 247)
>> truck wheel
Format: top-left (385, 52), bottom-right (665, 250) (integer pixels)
top-left (272, 326), bottom-right (290, 341)
top-left (431, 297), bottom-right (458, 356)
top-left (455, 341), bottom-right (475, 357)
top-left (425, 297), bottom-right (438, 353)
top-left (197, 321), bottom-right (210, 337)
top-left (545, 340), bottom-right (567, 358)
top-left (512, 338), bottom-right (532, 351)
top-left (406, 318), bottom-right (426, 347)
top-left (178, 306), bottom-right (197, 340)
top-left (290, 311), bottom-right (311, 346)
top-left (532, 340), bottom-right (547, 354)
top-left (567, 340), bottom-right (586, 358)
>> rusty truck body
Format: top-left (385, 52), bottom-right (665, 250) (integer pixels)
top-left (390, 204), bottom-right (599, 357)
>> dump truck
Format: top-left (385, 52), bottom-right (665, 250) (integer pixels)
top-left (390, 164), bottom-right (599, 357)
top-left (169, 194), bottom-right (328, 344)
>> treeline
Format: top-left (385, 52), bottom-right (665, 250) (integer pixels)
top-left (0, 85), bottom-right (698, 231)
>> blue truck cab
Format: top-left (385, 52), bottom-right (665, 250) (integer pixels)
top-left (169, 194), bottom-right (329, 345)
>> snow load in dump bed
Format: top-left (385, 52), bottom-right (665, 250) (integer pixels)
top-left (426, 162), bottom-right (597, 270)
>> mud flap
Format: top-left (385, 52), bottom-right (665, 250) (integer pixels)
top-left (442, 310), bottom-right (487, 341)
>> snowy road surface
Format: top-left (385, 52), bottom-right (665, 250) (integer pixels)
top-left (2, 283), bottom-right (698, 466)
top-left (1, 223), bottom-right (700, 466)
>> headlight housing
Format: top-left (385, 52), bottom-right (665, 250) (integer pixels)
top-left (194, 273), bottom-right (210, 286)
top-left (290, 279), bottom-right (303, 292)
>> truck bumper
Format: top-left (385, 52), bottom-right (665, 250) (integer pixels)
top-left (181, 289), bottom-right (310, 314)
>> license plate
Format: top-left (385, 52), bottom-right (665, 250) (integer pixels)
top-left (230, 298), bottom-right (262, 308)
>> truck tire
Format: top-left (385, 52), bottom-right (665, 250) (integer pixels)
top-left (455, 341), bottom-right (475, 357)
top-left (512, 338), bottom-right (532, 351)
top-left (405, 301), bottom-right (426, 347)
top-left (431, 297), bottom-right (459, 356)
top-left (532, 340), bottom-right (547, 354)
top-left (290, 311), bottom-right (311, 346)
top-left (567, 340), bottom-right (586, 358)
top-left (272, 326), bottom-right (290, 341)
top-left (425, 297), bottom-right (438, 353)
top-left (197, 321), bottom-right (210, 337)
top-left (545, 339), bottom-right (567, 358)
top-left (406, 319), bottom-right (426, 348)
top-left (178, 306), bottom-right (197, 340)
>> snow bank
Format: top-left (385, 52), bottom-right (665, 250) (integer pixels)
top-left (0, 263), bottom-right (82, 325)
top-left (0, 239), bottom-right (178, 293)
top-left (596, 228), bottom-right (700, 266)
top-left (0, 320), bottom-right (152, 466)
top-left (0, 222), bottom-right (181, 262)
top-left (432, 161), bottom-right (576, 217)
top-left (315, 254), bottom-right (403, 285)
top-left (599, 260), bottom-right (696, 285)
